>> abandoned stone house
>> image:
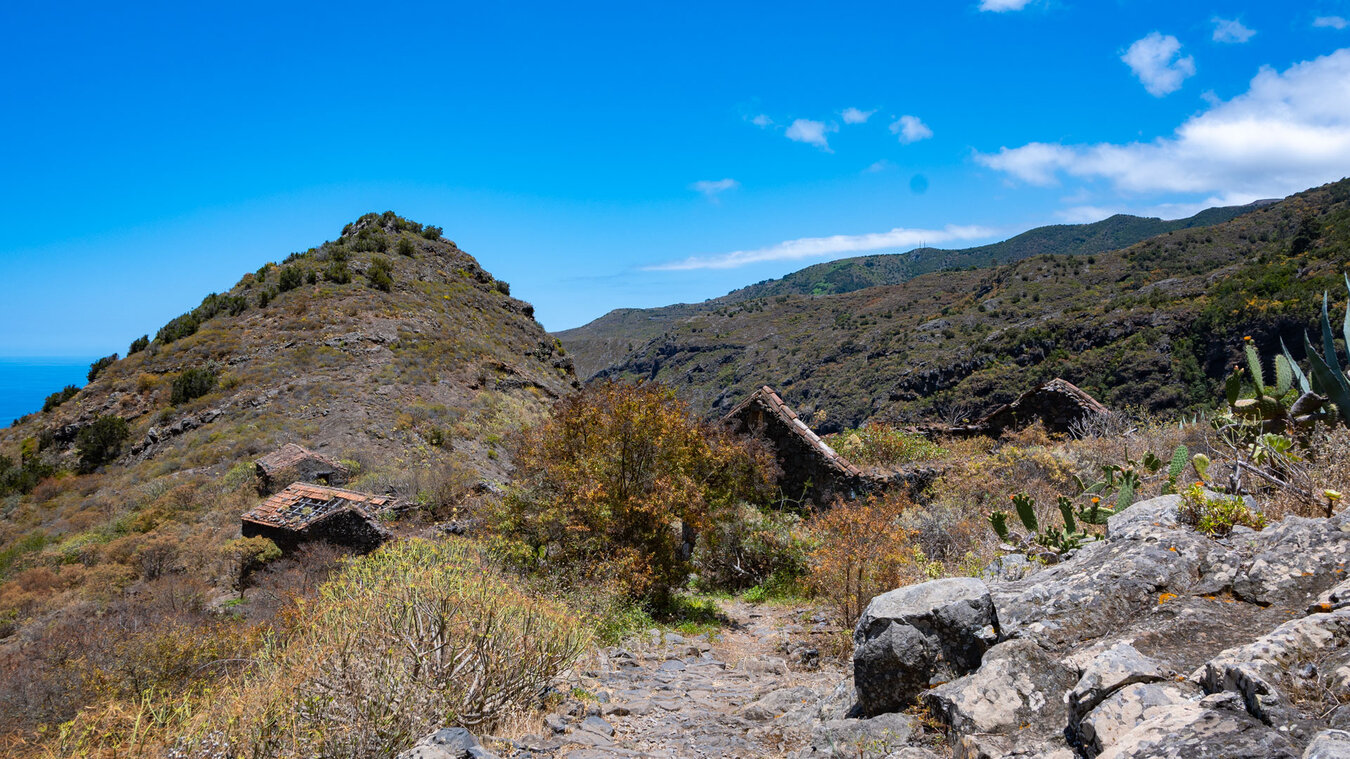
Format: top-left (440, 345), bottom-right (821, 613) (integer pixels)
top-left (722, 385), bottom-right (869, 506)
top-left (240, 482), bottom-right (393, 552)
top-left (254, 443), bottom-right (350, 495)
top-left (946, 377), bottom-right (1111, 438)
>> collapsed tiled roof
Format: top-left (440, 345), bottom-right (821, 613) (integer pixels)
top-left (254, 443), bottom-right (340, 474)
top-left (723, 385), bottom-right (865, 478)
top-left (242, 483), bottom-right (394, 531)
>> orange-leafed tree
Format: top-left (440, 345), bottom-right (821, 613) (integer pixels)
top-left (494, 380), bottom-right (776, 606)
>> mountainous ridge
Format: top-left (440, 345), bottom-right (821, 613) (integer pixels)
top-left (582, 182), bottom-right (1349, 433)
top-left (556, 202), bottom-right (1267, 379)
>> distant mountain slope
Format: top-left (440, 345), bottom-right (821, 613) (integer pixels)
top-left (592, 182), bottom-right (1348, 432)
top-left (556, 203), bottom-right (1264, 378)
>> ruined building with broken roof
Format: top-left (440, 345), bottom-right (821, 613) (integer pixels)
top-left (722, 386), bottom-right (869, 506)
top-left (241, 482), bottom-right (393, 552)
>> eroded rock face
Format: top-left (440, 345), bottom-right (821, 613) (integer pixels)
top-left (1095, 693), bottom-right (1297, 759)
top-left (852, 577), bottom-right (999, 715)
top-left (829, 494), bottom-right (1350, 758)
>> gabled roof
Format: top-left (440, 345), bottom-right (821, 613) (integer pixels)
top-left (242, 483), bottom-right (394, 531)
top-left (254, 443), bottom-right (341, 474)
top-left (723, 385), bottom-right (864, 478)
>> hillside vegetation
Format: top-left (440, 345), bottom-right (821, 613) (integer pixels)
top-left (0, 212), bottom-right (575, 746)
top-left (556, 203), bottom-right (1263, 378)
top-left (587, 181), bottom-right (1349, 433)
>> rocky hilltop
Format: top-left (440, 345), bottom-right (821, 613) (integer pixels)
top-left (4, 211), bottom-right (574, 484)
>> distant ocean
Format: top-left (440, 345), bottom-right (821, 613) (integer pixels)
top-left (0, 358), bottom-right (95, 427)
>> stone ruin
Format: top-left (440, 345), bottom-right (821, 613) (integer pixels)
top-left (942, 377), bottom-right (1110, 438)
top-left (241, 482), bottom-right (393, 553)
top-left (254, 443), bottom-right (351, 495)
top-left (722, 386), bottom-right (869, 506)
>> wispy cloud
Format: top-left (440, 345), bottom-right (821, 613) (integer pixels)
top-left (890, 115), bottom-right (933, 144)
top-left (975, 48), bottom-right (1350, 204)
top-left (1122, 32), bottom-right (1195, 96)
top-left (1315, 16), bottom-right (1348, 30)
top-left (785, 118), bottom-right (837, 150)
top-left (1212, 17), bottom-right (1255, 43)
top-left (644, 224), bottom-right (995, 271)
top-left (978, 0), bottom-right (1032, 11)
top-left (842, 107), bottom-right (876, 124)
top-left (863, 159), bottom-right (892, 173)
top-left (690, 178), bottom-right (740, 202)
top-left (750, 113), bottom-right (774, 127)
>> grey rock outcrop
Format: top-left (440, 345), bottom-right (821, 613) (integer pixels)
top-left (830, 494), bottom-right (1350, 758)
top-left (852, 577), bottom-right (999, 715)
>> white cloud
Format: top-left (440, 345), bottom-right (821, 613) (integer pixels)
top-left (690, 178), bottom-right (739, 201)
top-left (785, 118), bottom-right (836, 150)
top-left (978, 0), bottom-right (1032, 11)
top-left (1315, 16), bottom-right (1348, 30)
top-left (842, 107), bottom-right (875, 124)
top-left (1212, 17), bottom-right (1256, 43)
top-left (645, 225), bottom-right (994, 271)
top-left (975, 48), bottom-right (1350, 204)
top-left (863, 159), bottom-right (892, 173)
top-left (890, 115), bottom-right (933, 144)
top-left (751, 113), bottom-right (773, 127)
top-left (1122, 32), bottom-right (1196, 96)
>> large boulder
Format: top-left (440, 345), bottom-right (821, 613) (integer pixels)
top-left (852, 578), bottom-right (999, 715)
top-left (927, 638), bottom-right (1078, 758)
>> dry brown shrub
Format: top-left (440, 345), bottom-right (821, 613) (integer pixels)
top-left (804, 493), bottom-right (927, 626)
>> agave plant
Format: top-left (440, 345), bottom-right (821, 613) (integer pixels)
top-left (1227, 275), bottom-right (1350, 433)
top-left (1288, 274), bottom-right (1350, 428)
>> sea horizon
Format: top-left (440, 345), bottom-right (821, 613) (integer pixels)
top-left (0, 356), bottom-right (95, 428)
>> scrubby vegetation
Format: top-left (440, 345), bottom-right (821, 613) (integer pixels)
top-left (2, 193), bottom-right (1350, 757)
top-left (489, 380), bottom-right (776, 606)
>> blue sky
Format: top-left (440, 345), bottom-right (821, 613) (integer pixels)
top-left (3, 1), bottom-right (1350, 356)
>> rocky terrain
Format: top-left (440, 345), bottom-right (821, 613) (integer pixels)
top-left (560, 182), bottom-right (1348, 432)
top-left (404, 491), bottom-right (1350, 758)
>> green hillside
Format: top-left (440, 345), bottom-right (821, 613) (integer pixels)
top-left (593, 183), bottom-right (1347, 432)
top-left (556, 203), bottom-right (1264, 378)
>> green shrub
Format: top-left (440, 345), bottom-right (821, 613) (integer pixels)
top-left (43, 385), bottom-right (79, 412)
top-left (325, 260), bottom-right (352, 284)
top-left (1178, 483), bottom-right (1267, 537)
top-left (396, 236), bottom-right (415, 256)
top-left (694, 503), bottom-right (808, 593)
top-left (156, 312), bottom-right (201, 345)
top-left (352, 228), bottom-right (389, 253)
top-left (76, 415), bottom-right (131, 471)
top-left (494, 280), bottom-right (511, 296)
top-left (87, 354), bottom-right (118, 382)
top-left (171, 366), bottom-right (217, 404)
top-left (128, 335), bottom-right (149, 354)
top-left (421, 225), bottom-right (443, 241)
top-left (825, 422), bottom-right (947, 467)
top-left (368, 256), bottom-right (394, 292)
top-left (277, 265), bottom-right (304, 292)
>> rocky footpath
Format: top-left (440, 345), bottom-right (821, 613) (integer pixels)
top-left (403, 493), bottom-right (1350, 758)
